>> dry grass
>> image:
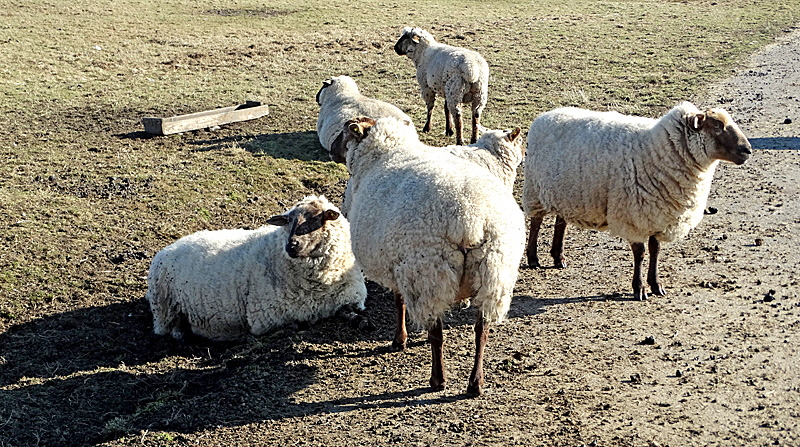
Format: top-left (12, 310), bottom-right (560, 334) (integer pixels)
top-left (0, 0), bottom-right (798, 445)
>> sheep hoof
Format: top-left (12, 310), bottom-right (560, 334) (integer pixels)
top-left (466, 383), bottom-right (484, 396)
top-left (527, 258), bottom-right (542, 269)
top-left (429, 379), bottom-right (446, 391)
top-left (634, 290), bottom-right (648, 301)
top-left (445, 128), bottom-right (454, 137)
top-left (553, 259), bottom-right (567, 269)
top-left (391, 339), bottom-right (407, 352)
top-left (422, 124), bottom-right (431, 133)
top-left (650, 284), bottom-right (666, 296)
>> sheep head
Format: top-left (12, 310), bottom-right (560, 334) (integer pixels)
top-left (686, 108), bottom-right (752, 165)
top-left (315, 75), bottom-right (360, 106)
top-left (394, 27), bottom-right (432, 56)
top-left (315, 78), bottom-right (334, 105)
top-left (267, 197), bottom-right (341, 259)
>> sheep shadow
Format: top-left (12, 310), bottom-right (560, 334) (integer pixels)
top-left (750, 137), bottom-right (800, 150)
top-left (0, 284), bottom-right (457, 446)
top-left (187, 131), bottom-right (331, 162)
top-left (507, 293), bottom-right (630, 320)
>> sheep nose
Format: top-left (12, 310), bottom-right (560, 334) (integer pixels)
top-left (286, 240), bottom-right (300, 258)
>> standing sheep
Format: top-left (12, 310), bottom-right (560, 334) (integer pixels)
top-left (146, 195), bottom-right (367, 341)
top-left (522, 102), bottom-right (752, 300)
top-left (342, 116), bottom-right (525, 395)
top-left (394, 26), bottom-right (490, 146)
top-left (441, 127), bottom-right (524, 191)
top-left (316, 75), bottom-right (414, 163)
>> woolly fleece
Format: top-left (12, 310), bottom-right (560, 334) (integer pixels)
top-left (316, 75), bottom-right (413, 154)
top-left (522, 102), bottom-right (741, 244)
top-left (344, 117), bottom-right (525, 329)
top-left (146, 195), bottom-right (366, 341)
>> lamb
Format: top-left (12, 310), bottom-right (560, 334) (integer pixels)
top-left (146, 195), bottom-right (367, 341)
top-left (341, 116), bottom-right (525, 395)
top-left (522, 101), bottom-right (752, 301)
top-left (394, 26), bottom-right (490, 146)
top-left (441, 127), bottom-right (524, 190)
top-left (316, 75), bottom-right (413, 163)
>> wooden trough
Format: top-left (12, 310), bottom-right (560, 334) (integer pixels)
top-left (142, 101), bottom-right (269, 135)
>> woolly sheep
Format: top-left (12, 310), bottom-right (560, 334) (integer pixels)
top-left (522, 101), bottom-right (752, 300)
top-left (146, 195), bottom-right (367, 341)
top-left (316, 75), bottom-right (414, 163)
top-left (394, 26), bottom-right (490, 146)
top-left (441, 127), bottom-right (525, 190)
top-left (341, 116), bottom-right (525, 395)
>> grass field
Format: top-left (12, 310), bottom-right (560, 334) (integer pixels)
top-left (0, 1), bottom-right (798, 445)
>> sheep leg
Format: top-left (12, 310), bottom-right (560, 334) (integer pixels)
top-left (470, 103), bottom-right (482, 144)
top-left (467, 314), bottom-right (489, 396)
top-left (452, 106), bottom-right (465, 146)
top-left (630, 241), bottom-right (647, 301)
top-left (422, 90), bottom-right (435, 133)
top-left (428, 317), bottom-right (446, 391)
top-left (444, 100), bottom-right (454, 137)
top-left (550, 215), bottom-right (568, 268)
top-left (391, 291), bottom-right (408, 351)
top-left (526, 215), bottom-right (544, 268)
top-left (647, 236), bottom-right (666, 296)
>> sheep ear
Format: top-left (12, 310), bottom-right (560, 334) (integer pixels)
top-left (266, 215), bottom-right (290, 226)
top-left (411, 34), bottom-right (420, 44)
top-left (346, 117), bottom-right (376, 140)
top-left (348, 122), bottom-right (365, 138)
top-left (507, 127), bottom-right (522, 142)
top-left (686, 113), bottom-right (706, 132)
top-left (323, 209), bottom-right (340, 221)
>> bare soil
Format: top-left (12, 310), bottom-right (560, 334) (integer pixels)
top-left (2, 26), bottom-right (799, 447)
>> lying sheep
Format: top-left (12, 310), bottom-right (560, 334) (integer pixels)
top-left (316, 75), bottom-right (413, 163)
top-left (146, 195), bottom-right (367, 341)
top-left (342, 116), bottom-right (525, 395)
top-left (522, 102), bottom-right (752, 300)
top-left (394, 27), bottom-right (490, 146)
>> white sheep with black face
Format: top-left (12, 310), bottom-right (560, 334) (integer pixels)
top-left (316, 75), bottom-right (414, 163)
top-left (145, 195), bottom-right (366, 341)
top-left (394, 26), bottom-right (490, 146)
top-left (522, 102), bottom-right (752, 300)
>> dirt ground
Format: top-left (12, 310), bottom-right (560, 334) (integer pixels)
top-left (2, 26), bottom-right (799, 447)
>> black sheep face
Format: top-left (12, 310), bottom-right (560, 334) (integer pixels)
top-left (394, 27), bottom-right (419, 56)
top-left (267, 201), bottom-right (340, 258)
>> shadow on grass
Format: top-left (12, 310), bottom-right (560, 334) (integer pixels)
top-left (751, 137), bottom-right (800, 150)
top-left (0, 280), bottom-right (589, 446)
top-left (113, 128), bottom-right (334, 163)
top-left (188, 131), bottom-right (331, 162)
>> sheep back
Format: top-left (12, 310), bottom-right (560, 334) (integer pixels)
top-left (316, 75), bottom-right (413, 161)
top-left (345, 117), bottom-right (525, 328)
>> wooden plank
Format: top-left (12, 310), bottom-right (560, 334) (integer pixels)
top-left (142, 101), bottom-right (269, 135)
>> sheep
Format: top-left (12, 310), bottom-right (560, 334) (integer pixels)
top-left (316, 75), bottom-right (414, 163)
top-left (522, 101), bottom-right (752, 301)
top-left (441, 127), bottom-right (525, 190)
top-left (341, 116), bottom-right (526, 396)
top-left (394, 26), bottom-right (490, 146)
top-left (146, 195), bottom-right (367, 342)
